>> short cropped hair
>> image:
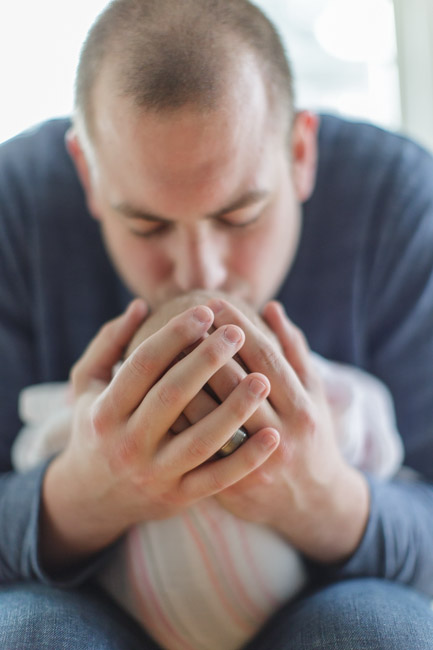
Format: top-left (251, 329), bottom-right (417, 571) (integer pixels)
top-left (74, 0), bottom-right (294, 136)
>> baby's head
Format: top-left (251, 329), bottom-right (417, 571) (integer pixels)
top-left (126, 290), bottom-right (279, 357)
top-left (125, 290), bottom-right (279, 457)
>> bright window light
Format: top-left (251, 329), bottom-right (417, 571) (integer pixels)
top-left (314, 0), bottom-right (396, 63)
top-left (0, 0), bottom-right (401, 145)
top-left (0, 0), bottom-right (108, 144)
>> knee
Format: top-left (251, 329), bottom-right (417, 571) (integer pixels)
top-left (0, 583), bottom-right (91, 648)
top-left (0, 582), bottom-right (153, 650)
top-left (300, 578), bottom-right (433, 650)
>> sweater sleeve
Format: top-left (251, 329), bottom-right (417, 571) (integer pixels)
top-left (0, 460), bottom-right (114, 586)
top-left (0, 124), bottom-right (114, 585)
top-left (314, 129), bottom-right (433, 597)
top-left (326, 475), bottom-right (433, 597)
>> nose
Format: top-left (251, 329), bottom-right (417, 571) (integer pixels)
top-left (173, 228), bottom-right (227, 292)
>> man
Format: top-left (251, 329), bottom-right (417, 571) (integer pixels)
top-left (0, 1), bottom-right (433, 648)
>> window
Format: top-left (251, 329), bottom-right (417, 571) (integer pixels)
top-left (255, 0), bottom-right (401, 131)
top-left (1, 1), bottom-right (432, 152)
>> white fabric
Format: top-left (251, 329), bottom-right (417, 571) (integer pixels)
top-left (12, 354), bottom-right (403, 650)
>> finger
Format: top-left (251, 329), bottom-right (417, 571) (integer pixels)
top-left (171, 412), bottom-right (191, 435)
top-left (183, 387), bottom-right (219, 424)
top-left (204, 358), bottom-right (276, 434)
top-left (262, 301), bottom-right (314, 387)
top-left (184, 367), bottom-right (277, 446)
top-left (208, 298), bottom-right (305, 413)
top-left (129, 324), bottom-right (246, 444)
top-left (184, 386), bottom-right (263, 458)
top-left (103, 305), bottom-right (214, 420)
top-left (180, 427), bottom-right (280, 500)
top-left (71, 299), bottom-right (148, 396)
top-left (156, 372), bottom-right (270, 474)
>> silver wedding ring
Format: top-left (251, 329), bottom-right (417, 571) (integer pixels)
top-left (216, 427), bottom-right (248, 457)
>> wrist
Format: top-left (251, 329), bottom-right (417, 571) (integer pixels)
top-left (305, 466), bottom-right (370, 564)
top-left (39, 453), bottom-right (127, 572)
top-left (270, 465), bottom-right (370, 565)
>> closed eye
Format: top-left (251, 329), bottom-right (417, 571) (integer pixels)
top-left (130, 223), bottom-right (172, 238)
top-left (215, 212), bottom-right (262, 228)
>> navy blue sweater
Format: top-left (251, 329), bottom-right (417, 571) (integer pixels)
top-left (1, 115), bottom-right (433, 593)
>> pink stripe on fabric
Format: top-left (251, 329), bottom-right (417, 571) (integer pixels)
top-left (235, 518), bottom-right (280, 608)
top-left (197, 501), bottom-right (269, 621)
top-left (126, 535), bottom-right (155, 624)
top-left (127, 528), bottom-right (196, 650)
top-left (183, 510), bottom-right (254, 634)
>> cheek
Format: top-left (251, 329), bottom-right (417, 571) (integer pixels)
top-left (232, 213), bottom-right (297, 277)
top-left (104, 226), bottom-right (171, 286)
top-left (128, 241), bottom-right (171, 281)
top-left (232, 235), bottom-right (266, 277)
top-left (228, 203), bottom-right (300, 305)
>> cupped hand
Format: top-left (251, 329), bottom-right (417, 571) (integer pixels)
top-left (40, 299), bottom-right (279, 569)
top-left (199, 298), bottom-right (370, 565)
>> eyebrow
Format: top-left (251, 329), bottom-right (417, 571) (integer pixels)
top-left (112, 189), bottom-right (270, 224)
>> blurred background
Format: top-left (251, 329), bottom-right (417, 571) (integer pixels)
top-left (1, 0), bottom-right (432, 151)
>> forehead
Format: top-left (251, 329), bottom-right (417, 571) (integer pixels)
top-left (89, 59), bottom-right (285, 216)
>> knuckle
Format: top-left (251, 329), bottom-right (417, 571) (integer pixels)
top-left (127, 349), bottom-right (158, 379)
top-left (252, 344), bottom-right (281, 373)
top-left (187, 435), bottom-right (215, 462)
top-left (89, 398), bottom-right (109, 437)
top-left (129, 465), bottom-right (155, 492)
top-left (162, 489), bottom-right (183, 508)
top-left (177, 479), bottom-right (191, 503)
top-left (206, 470), bottom-right (226, 494)
top-left (200, 341), bottom-right (223, 367)
top-left (156, 381), bottom-right (183, 409)
top-left (295, 403), bottom-right (316, 435)
top-left (229, 396), bottom-right (251, 421)
top-left (116, 434), bottom-right (140, 468)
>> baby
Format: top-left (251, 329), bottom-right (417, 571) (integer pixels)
top-left (13, 290), bottom-right (403, 650)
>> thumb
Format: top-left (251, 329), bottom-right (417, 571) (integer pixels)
top-left (71, 299), bottom-right (148, 396)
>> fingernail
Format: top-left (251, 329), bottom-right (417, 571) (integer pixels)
top-left (134, 299), bottom-right (148, 318)
top-left (193, 306), bottom-right (213, 324)
top-left (223, 325), bottom-right (243, 345)
top-left (261, 430), bottom-right (279, 449)
top-left (249, 377), bottom-right (268, 397)
top-left (208, 299), bottom-right (224, 314)
top-left (127, 299), bottom-right (146, 317)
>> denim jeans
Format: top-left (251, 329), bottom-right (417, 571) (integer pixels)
top-left (0, 578), bottom-right (432, 649)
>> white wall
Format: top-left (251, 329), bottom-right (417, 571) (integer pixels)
top-left (394, 0), bottom-right (433, 152)
top-left (0, 0), bottom-right (107, 144)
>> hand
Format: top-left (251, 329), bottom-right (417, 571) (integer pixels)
top-left (192, 298), bottom-right (370, 565)
top-left (40, 300), bottom-right (279, 570)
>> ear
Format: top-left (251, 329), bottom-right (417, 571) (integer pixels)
top-left (291, 111), bottom-right (319, 203)
top-left (65, 128), bottom-right (100, 219)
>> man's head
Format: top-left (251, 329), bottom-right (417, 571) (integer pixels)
top-left (74, 0), bottom-right (295, 140)
top-left (67, 0), bottom-right (319, 310)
